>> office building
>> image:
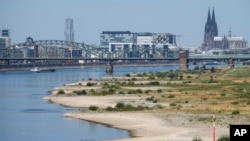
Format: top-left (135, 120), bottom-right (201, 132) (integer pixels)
top-left (0, 29), bottom-right (11, 49)
top-left (100, 31), bottom-right (177, 58)
top-left (64, 18), bottom-right (74, 42)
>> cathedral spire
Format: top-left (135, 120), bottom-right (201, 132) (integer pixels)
top-left (207, 7), bottom-right (211, 23)
top-left (212, 7), bottom-right (216, 23)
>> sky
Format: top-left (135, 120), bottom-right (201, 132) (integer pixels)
top-left (0, 0), bottom-right (249, 47)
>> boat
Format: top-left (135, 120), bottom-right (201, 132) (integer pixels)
top-left (30, 67), bottom-right (41, 72)
top-left (204, 61), bottom-right (220, 65)
top-left (30, 67), bottom-right (55, 73)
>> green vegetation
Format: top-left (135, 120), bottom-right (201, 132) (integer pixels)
top-left (57, 90), bottom-right (65, 94)
top-left (192, 137), bottom-right (202, 141)
top-left (73, 90), bottom-right (87, 95)
top-left (89, 105), bottom-right (99, 111)
top-left (104, 102), bottom-right (147, 112)
top-left (146, 96), bottom-right (157, 103)
top-left (59, 66), bottom-right (250, 115)
top-left (87, 82), bottom-right (96, 86)
top-left (231, 110), bottom-right (240, 115)
top-left (217, 135), bottom-right (229, 141)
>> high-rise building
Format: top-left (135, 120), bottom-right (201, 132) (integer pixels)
top-left (64, 18), bottom-right (74, 42)
top-left (0, 29), bottom-right (11, 49)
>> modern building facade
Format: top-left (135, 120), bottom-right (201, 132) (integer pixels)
top-left (0, 29), bottom-right (11, 49)
top-left (100, 31), bottom-right (177, 58)
top-left (64, 18), bottom-right (74, 42)
top-left (202, 8), bottom-right (248, 52)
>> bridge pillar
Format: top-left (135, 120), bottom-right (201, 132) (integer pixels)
top-left (228, 58), bottom-right (234, 68)
top-left (106, 61), bottom-right (113, 73)
top-left (179, 50), bottom-right (189, 71)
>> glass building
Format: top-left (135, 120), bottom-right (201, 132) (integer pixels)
top-left (64, 18), bottom-right (74, 42)
top-left (99, 31), bottom-right (177, 58)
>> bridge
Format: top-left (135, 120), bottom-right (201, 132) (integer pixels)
top-left (1, 39), bottom-right (250, 72)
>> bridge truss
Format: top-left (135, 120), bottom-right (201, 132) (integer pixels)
top-left (0, 40), bottom-right (110, 60)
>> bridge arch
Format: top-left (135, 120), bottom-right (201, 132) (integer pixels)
top-left (1, 39), bottom-right (109, 58)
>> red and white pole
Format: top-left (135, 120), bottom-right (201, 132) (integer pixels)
top-left (212, 112), bottom-right (216, 141)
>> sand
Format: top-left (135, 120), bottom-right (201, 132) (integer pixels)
top-left (44, 95), bottom-right (230, 141)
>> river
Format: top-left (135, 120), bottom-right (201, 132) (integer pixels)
top-left (0, 65), bottom-right (184, 141)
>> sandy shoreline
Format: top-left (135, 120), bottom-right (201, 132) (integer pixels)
top-left (43, 66), bottom-right (250, 140)
top-left (44, 95), bottom-right (231, 141)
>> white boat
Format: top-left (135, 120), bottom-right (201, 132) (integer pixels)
top-left (30, 67), bottom-right (55, 73)
top-left (30, 67), bottom-right (41, 72)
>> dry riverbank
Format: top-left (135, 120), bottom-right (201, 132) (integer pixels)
top-left (45, 66), bottom-right (250, 140)
top-left (45, 95), bottom-right (245, 141)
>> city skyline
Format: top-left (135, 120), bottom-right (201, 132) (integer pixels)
top-left (0, 0), bottom-right (249, 47)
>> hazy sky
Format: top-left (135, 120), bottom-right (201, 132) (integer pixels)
top-left (1, 0), bottom-right (249, 47)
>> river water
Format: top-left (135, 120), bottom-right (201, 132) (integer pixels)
top-left (0, 65), bottom-right (181, 141)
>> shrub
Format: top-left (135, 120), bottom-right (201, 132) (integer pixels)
top-left (89, 105), bottom-right (98, 111)
top-left (125, 73), bottom-right (130, 77)
top-left (57, 90), bottom-right (65, 95)
top-left (128, 90), bottom-right (136, 94)
top-left (74, 90), bottom-right (87, 95)
top-left (167, 73), bottom-right (178, 80)
top-left (231, 110), bottom-right (240, 115)
top-left (168, 94), bottom-right (175, 98)
top-left (192, 137), bottom-right (202, 141)
top-left (145, 90), bottom-right (152, 94)
top-left (157, 89), bottom-right (162, 93)
top-left (136, 89), bottom-right (143, 93)
top-left (211, 67), bottom-right (216, 73)
top-left (89, 89), bottom-right (96, 95)
top-left (131, 77), bottom-right (137, 81)
top-left (108, 88), bottom-right (115, 94)
top-left (128, 81), bottom-right (135, 86)
top-left (149, 81), bottom-right (160, 85)
top-left (116, 102), bottom-right (125, 108)
top-left (119, 91), bottom-right (125, 94)
top-left (170, 103), bottom-right (176, 106)
top-left (87, 82), bottom-right (95, 86)
top-left (179, 75), bottom-right (183, 80)
top-left (146, 96), bottom-right (154, 101)
top-left (231, 101), bottom-right (239, 105)
top-left (105, 106), bottom-right (113, 111)
top-left (153, 99), bottom-right (158, 103)
top-left (217, 135), bottom-right (229, 141)
top-left (193, 66), bottom-right (200, 70)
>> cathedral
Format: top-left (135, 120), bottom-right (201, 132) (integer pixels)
top-left (202, 7), bottom-right (248, 52)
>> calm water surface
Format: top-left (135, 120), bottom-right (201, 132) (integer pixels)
top-left (0, 65), bottom-right (179, 141)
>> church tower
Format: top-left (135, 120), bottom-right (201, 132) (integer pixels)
top-left (202, 7), bottom-right (218, 51)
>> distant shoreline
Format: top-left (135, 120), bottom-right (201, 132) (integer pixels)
top-left (0, 62), bottom-right (179, 72)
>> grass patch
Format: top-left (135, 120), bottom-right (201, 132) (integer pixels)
top-left (57, 90), bottom-right (65, 95)
top-left (89, 105), bottom-right (99, 111)
top-left (231, 110), bottom-right (240, 115)
top-left (108, 102), bottom-right (147, 111)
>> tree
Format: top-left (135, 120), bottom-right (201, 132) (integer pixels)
top-left (211, 67), bottom-right (215, 73)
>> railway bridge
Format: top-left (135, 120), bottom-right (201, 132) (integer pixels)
top-left (1, 39), bottom-right (250, 72)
